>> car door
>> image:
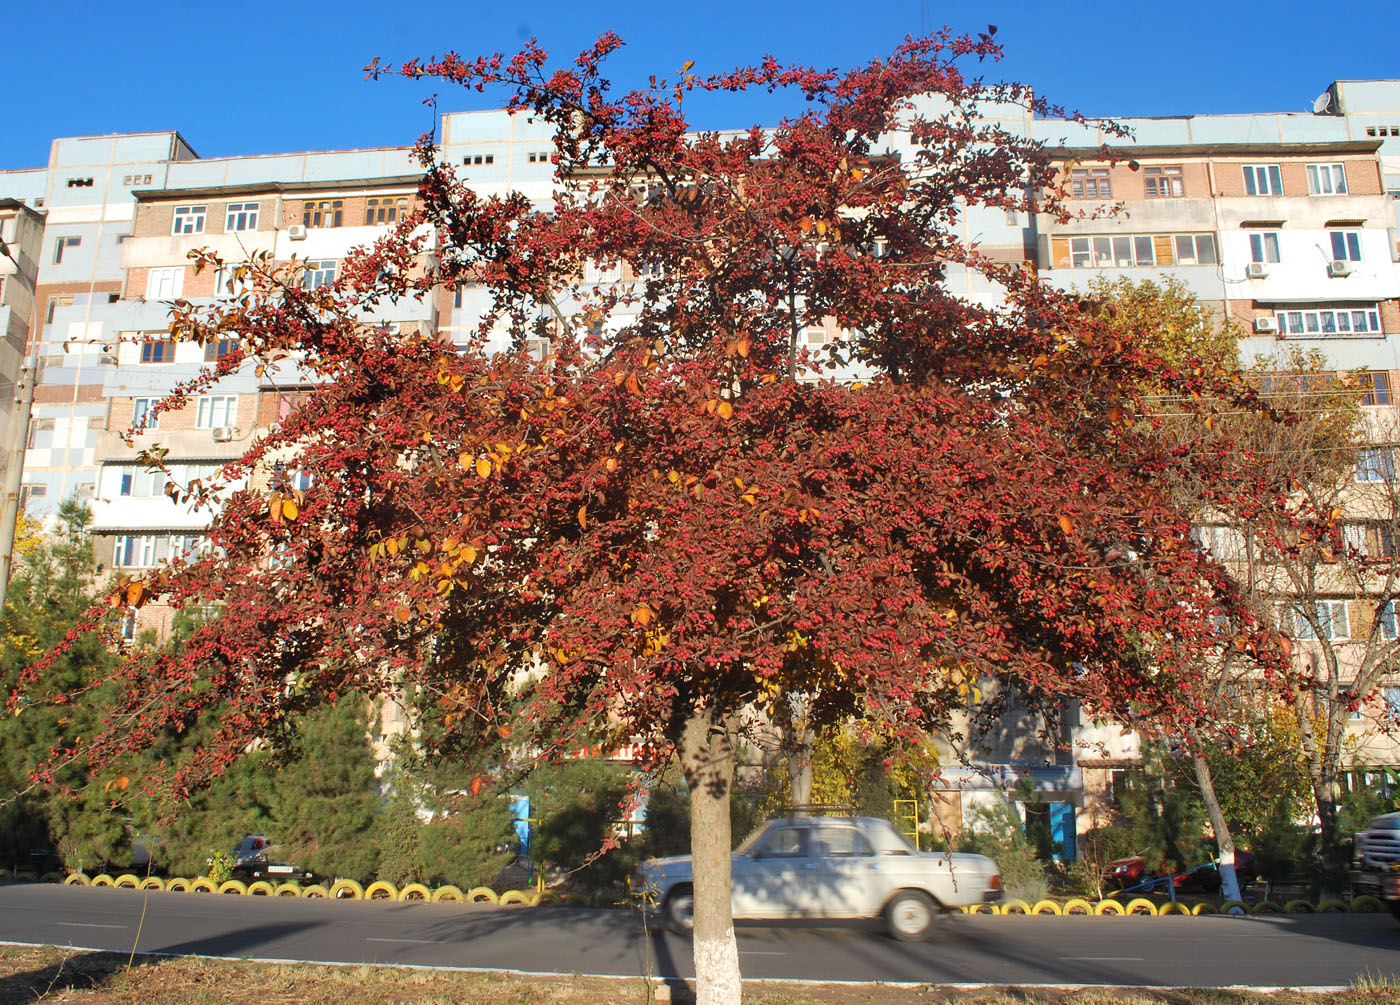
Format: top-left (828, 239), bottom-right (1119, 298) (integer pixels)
top-left (731, 824), bottom-right (815, 918)
top-left (808, 823), bottom-right (888, 917)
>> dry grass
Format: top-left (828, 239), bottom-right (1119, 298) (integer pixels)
top-left (0, 945), bottom-right (1391, 1004)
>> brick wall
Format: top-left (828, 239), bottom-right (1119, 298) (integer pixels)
top-left (110, 391), bottom-right (258, 432)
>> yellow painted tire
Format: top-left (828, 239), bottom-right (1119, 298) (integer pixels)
top-left (190, 878), bottom-right (218, 894)
top-left (467, 886), bottom-right (499, 904)
top-left (364, 881), bottom-right (398, 901)
top-left (999, 898), bottom-right (1031, 915)
top-left (528, 890), bottom-right (549, 906)
top-left (1125, 898), bottom-right (1159, 916)
top-left (91, 874), bottom-right (115, 888)
top-left (397, 883), bottom-right (432, 902)
top-left (1251, 900), bottom-right (1283, 915)
top-left (64, 873), bottom-right (90, 886)
top-left (1062, 898), bottom-right (1093, 915)
top-left (1316, 899), bottom-right (1347, 913)
top-left (1351, 895), bottom-right (1384, 913)
top-left (40, 872), bottom-right (63, 884)
top-left (1093, 900), bottom-right (1125, 916)
top-left (274, 882), bottom-right (302, 897)
top-left (1192, 902), bottom-right (1218, 915)
top-left (431, 885), bottom-right (464, 903)
top-left (498, 889), bottom-right (530, 906)
top-left (113, 874), bottom-right (141, 889)
top-left (13, 872), bottom-right (35, 883)
top-left (1219, 899), bottom-right (1249, 915)
top-left (246, 881), bottom-right (275, 896)
top-left (1159, 901), bottom-right (1191, 915)
top-left (968, 902), bottom-right (999, 915)
top-left (165, 878), bottom-right (191, 893)
top-left (330, 879), bottom-right (364, 901)
top-left (218, 880), bottom-right (248, 896)
top-left (138, 877), bottom-right (165, 892)
top-left (300, 884), bottom-right (329, 899)
top-left (1284, 899), bottom-right (1313, 913)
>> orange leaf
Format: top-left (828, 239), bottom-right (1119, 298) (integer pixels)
top-left (394, 605), bottom-right (412, 623)
top-left (475, 457), bottom-right (492, 478)
top-left (470, 775), bottom-right (484, 796)
top-left (116, 776), bottom-right (130, 790)
top-left (497, 724), bottom-right (513, 739)
top-left (631, 604), bottom-right (654, 627)
top-left (578, 505), bottom-right (588, 530)
top-left (1058, 515), bottom-right (1075, 536)
top-left (605, 457), bottom-right (619, 472)
top-left (735, 337), bottom-right (750, 359)
top-left (716, 400), bottom-right (733, 420)
top-left (625, 373), bottom-right (642, 395)
top-left (126, 582), bottom-right (146, 607)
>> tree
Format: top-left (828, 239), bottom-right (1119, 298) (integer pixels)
top-left (16, 34), bottom-right (1288, 1003)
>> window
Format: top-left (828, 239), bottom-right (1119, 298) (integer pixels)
top-left (1052, 233), bottom-right (1215, 269)
top-left (66, 177), bottom-right (93, 188)
top-left (303, 260), bottom-right (335, 290)
top-left (122, 173), bottom-right (153, 187)
top-left (196, 395), bottom-right (237, 428)
top-left (1330, 231), bottom-right (1362, 262)
top-left (204, 339), bottom-right (239, 361)
top-left (53, 236), bottom-right (81, 264)
top-left (815, 825), bottom-right (874, 857)
top-left (302, 200), bottom-right (343, 228)
top-left (215, 265), bottom-right (250, 299)
top-left (1361, 372), bottom-right (1391, 406)
top-left (1307, 164), bottom-right (1347, 196)
top-left (225, 202), bottom-right (259, 231)
top-left (1249, 232), bottom-right (1281, 264)
top-left (27, 418), bottom-right (55, 449)
top-left (1243, 165), bottom-right (1283, 196)
top-left (1283, 600), bottom-right (1349, 641)
top-left (113, 534), bottom-right (202, 568)
top-left (1355, 447), bottom-right (1396, 482)
top-left (146, 266), bottom-right (183, 300)
top-left (756, 827), bottom-right (809, 858)
top-left (19, 484), bottom-right (47, 507)
top-left (584, 259), bottom-right (622, 283)
top-left (1192, 525), bottom-right (1246, 561)
top-left (1343, 523), bottom-right (1399, 558)
top-left (118, 467), bottom-right (167, 498)
top-left (1276, 306), bottom-right (1382, 336)
top-left (1070, 168), bottom-right (1111, 199)
top-left (139, 339), bottom-right (173, 364)
top-left (1383, 685), bottom-right (1400, 717)
top-left (1143, 166), bottom-right (1184, 198)
top-left (171, 205), bottom-right (206, 235)
top-left (365, 196), bottom-right (408, 225)
top-left (131, 398), bottom-right (159, 430)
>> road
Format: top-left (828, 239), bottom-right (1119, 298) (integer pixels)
top-left (0, 885), bottom-right (1396, 989)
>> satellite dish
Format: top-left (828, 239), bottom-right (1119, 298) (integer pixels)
top-left (1313, 92), bottom-right (1333, 114)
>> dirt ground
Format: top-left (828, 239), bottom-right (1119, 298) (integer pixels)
top-left (0, 945), bottom-right (1394, 1005)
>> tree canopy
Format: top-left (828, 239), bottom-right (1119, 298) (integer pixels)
top-left (13, 32), bottom-right (1292, 1002)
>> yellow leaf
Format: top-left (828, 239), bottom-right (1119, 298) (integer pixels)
top-left (742, 493), bottom-right (756, 505)
top-left (631, 604), bottom-right (654, 626)
top-left (475, 457), bottom-right (492, 478)
top-left (460, 546), bottom-right (477, 564)
top-left (680, 59), bottom-right (695, 73)
top-left (282, 499), bottom-right (299, 521)
top-left (716, 400), bottom-right (733, 419)
top-left (605, 458), bottom-right (619, 472)
top-left (667, 470), bottom-right (680, 484)
top-left (735, 337), bottom-right (750, 358)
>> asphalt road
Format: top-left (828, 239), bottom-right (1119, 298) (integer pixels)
top-left (0, 885), bottom-right (1397, 989)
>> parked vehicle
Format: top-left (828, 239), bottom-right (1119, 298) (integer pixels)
top-left (1351, 812), bottom-right (1400, 921)
top-left (1106, 848), bottom-right (1254, 894)
top-left (229, 835), bottom-right (315, 884)
top-left (636, 816), bottom-right (1001, 941)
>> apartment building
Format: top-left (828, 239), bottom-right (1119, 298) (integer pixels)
top-left (3, 81), bottom-right (1399, 850)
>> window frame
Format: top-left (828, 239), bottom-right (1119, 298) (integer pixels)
top-left (1143, 165), bottom-right (1184, 198)
top-left (53, 235), bottom-right (81, 265)
top-left (224, 201), bottom-right (260, 232)
top-left (1355, 446), bottom-right (1396, 483)
top-left (1275, 306), bottom-right (1382, 336)
top-left (1329, 231), bottom-right (1362, 262)
top-left (204, 338), bottom-right (239, 362)
top-left (302, 200), bottom-right (343, 228)
top-left (195, 394), bottom-right (238, 429)
top-left (131, 397), bottom-right (159, 430)
top-left (138, 338), bottom-right (174, 365)
top-left (1249, 232), bottom-right (1281, 264)
top-left (1284, 600), bottom-right (1350, 641)
top-left (1307, 163), bottom-right (1348, 196)
top-left (171, 205), bottom-right (207, 236)
top-left (302, 260), bottom-right (336, 290)
top-left (1052, 233), bottom-right (1216, 270)
top-left (1243, 164), bottom-right (1284, 196)
top-left (1070, 168), bottom-right (1112, 199)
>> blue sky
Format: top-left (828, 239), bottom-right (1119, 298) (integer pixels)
top-left (3, 0), bottom-right (1397, 169)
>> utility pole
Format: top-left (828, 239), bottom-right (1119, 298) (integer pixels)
top-left (0, 363), bottom-right (35, 621)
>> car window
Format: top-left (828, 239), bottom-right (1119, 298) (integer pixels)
top-left (816, 825), bottom-right (874, 857)
top-left (756, 827), bottom-right (809, 858)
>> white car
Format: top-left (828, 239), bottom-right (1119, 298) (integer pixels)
top-left (637, 816), bottom-right (1002, 941)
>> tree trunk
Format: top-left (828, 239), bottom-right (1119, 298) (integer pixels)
top-left (1191, 749), bottom-right (1242, 902)
top-left (678, 707), bottom-right (743, 1005)
top-left (787, 733), bottom-right (812, 811)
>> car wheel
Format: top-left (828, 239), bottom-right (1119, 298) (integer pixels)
top-left (664, 885), bottom-right (695, 935)
top-left (886, 890), bottom-right (937, 942)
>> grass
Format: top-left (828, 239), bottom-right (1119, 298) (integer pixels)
top-left (0, 945), bottom-right (1395, 1004)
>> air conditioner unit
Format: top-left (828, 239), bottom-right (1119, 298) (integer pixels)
top-left (1328, 259), bottom-right (1354, 277)
top-left (211, 426), bottom-right (236, 442)
top-left (287, 224), bottom-right (307, 241)
top-left (1245, 262), bottom-right (1270, 279)
top-left (1253, 317), bottom-right (1278, 334)
top-left (98, 354), bottom-right (118, 366)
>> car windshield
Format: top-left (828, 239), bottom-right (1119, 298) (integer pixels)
top-left (734, 823), bottom-right (772, 855)
top-left (1370, 815), bottom-right (1400, 830)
